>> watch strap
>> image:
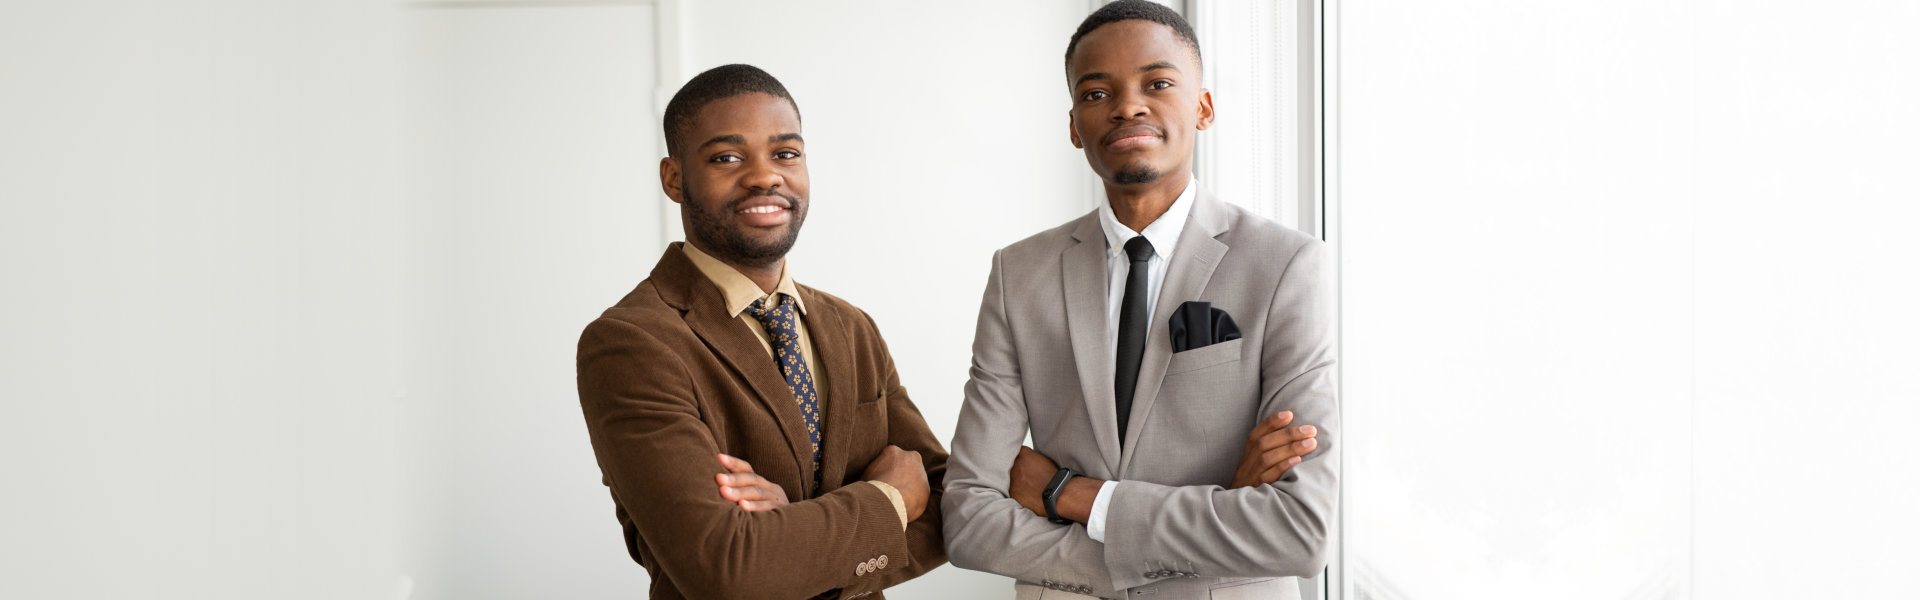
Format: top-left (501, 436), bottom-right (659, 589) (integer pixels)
top-left (1042, 466), bottom-right (1080, 525)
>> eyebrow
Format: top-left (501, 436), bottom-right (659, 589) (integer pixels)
top-left (697, 132), bottom-right (804, 152)
top-left (696, 134), bottom-right (746, 151)
top-left (1139, 61), bottom-right (1180, 74)
top-left (1074, 61), bottom-right (1183, 87)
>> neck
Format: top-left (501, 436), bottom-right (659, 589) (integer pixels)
top-left (686, 239), bottom-right (784, 294)
top-left (1103, 169), bottom-right (1191, 233)
top-left (731, 260), bottom-right (783, 295)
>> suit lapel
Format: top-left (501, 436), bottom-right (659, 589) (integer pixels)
top-left (657, 250), bottom-right (818, 493)
top-left (801, 288), bottom-right (857, 493)
top-left (1062, 213), bottom-right (1123, 475)
top-left (1118, 192), bottom-right (1231, 471)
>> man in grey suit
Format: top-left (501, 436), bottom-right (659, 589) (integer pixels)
top-left (943, 2), bottom-right (1338, 598)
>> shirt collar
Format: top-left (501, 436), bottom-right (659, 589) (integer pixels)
top-left (678, 241), bottom-right (807, 318)
top-left (1096, 176), bottom-right (1198, 259)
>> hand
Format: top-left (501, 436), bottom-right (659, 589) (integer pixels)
top-left (863, 445), bottom-right (929, 521)
top-left (1229, 411), bottom-right (1319, 489)
top-left (716, 454), bottom-right (789, 511)
top-left (1008, 446), bottom-right (1060, 518)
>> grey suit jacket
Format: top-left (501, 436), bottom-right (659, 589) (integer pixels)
top-left (943, 191), bottom-right (1338, 599)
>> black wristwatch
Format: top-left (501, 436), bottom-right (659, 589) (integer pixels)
top-left (1042, 466), bottom-right (1081, 525)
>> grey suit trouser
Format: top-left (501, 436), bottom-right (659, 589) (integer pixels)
top-left (1014, 577), bottom-right (1298, 600)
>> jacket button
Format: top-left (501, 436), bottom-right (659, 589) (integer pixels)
top-left (878, 554), bottom-right (888, 569)
top-left (1078, 585), bottom-right (1093, 594)
top-left (856, 563), bottom-right (867, 576)
top-left (1144, 571), bottom-right (1159, 579)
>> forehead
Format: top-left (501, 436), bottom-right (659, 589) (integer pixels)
top-left (1068, 19), bottom-right (1200, 81)
top-left (688, 92), bottom-right (801, 139)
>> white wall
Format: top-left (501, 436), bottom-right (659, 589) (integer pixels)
top-left (0, 2), bottom-right (410, 599)
top-left (1338, 0), bottom-right (1920, 598)
top-left (403, 4), bottom-right (661, 599)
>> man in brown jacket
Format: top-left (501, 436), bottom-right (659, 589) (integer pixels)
top-left (576, 64), bottom-right (948, 600)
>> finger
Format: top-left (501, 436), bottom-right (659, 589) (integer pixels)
top-left (1272, 436), bottom-right (1318, 461)
top-left (721, 482), bottom-right (779, 503)
top-left (738, 499), bottom-right (779, 512)
top-left (716, 453), bottom-right (755, 474)
top-left (719, 472), bottom-right (775, 491)
top-left (1255, 437), bottom-right (1317, 469)
top-left (1257, 456), bottom-right (1304, 484)
top-left (1252, 424), bottom-right (1316, 453)
top-left (1245, 411), bottom-right (1295, 443)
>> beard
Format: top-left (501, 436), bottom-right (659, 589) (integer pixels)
top-left (683, 186), bottom-right (806, 267)
top-left (1114, 162), bottom-right (1161, 185)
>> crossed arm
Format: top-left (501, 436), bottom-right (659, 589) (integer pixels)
top-left (943, 243), bottom-right (1339, 594)
top-left (577, 316), bottom-right (946, 600)
top-left (1004, 410), bottom-right (1319, 524)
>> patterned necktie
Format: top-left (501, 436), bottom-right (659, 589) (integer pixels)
top-left (747, 293), bottom-right (824, 490)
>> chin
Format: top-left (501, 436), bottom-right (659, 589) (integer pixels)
top-left (1112, 164), bottom-right (1162, 185)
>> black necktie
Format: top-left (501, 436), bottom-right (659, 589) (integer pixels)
top-left (1116, 236), bottom-right (1154, 447)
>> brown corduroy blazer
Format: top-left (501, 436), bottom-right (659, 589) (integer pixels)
top-left (576, 247), bottom-right (948, 600)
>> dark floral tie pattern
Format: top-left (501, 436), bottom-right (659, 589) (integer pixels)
top-left (747, 293), bottom-right (824, 490)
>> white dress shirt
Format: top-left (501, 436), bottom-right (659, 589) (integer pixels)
top-left (1085, 177), bottom-right (1197, 543)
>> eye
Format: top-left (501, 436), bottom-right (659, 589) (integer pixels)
top-left (1082, 89), bottom-right (1109, 102)
top-left (1150, 80), bottom-right (1173, 90)
top-left (709, 154), bottom-right (742, 164)
top-left (775, 150), bottom-right (801, 160)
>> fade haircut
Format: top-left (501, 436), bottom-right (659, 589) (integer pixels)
top-left (662, 64), bottom-right (800, 158)
top-left (1063, 0), bottom-right (1203, 81)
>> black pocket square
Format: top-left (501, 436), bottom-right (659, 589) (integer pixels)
top-left (1169, 301), bottom-right (1241, 352)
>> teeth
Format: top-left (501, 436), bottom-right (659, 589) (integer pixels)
top-left (740, 206), bottom-right (783, 214)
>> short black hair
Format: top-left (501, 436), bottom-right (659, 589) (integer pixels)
top-left (1064, 0), bottom-right (1203, 81)
top-left (662, 64), bottom-right (800, 158)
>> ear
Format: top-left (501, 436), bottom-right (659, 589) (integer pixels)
top-left (1195, 88), bottom-right (1216, 131)
top-left (659, 156), bottom-right (684, 204)
top-left (1068, 111), bottom-right (1085, 149)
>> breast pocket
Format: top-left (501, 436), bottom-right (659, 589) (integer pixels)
top-left (849, 392), bottom-right (889, 466)
top-left (1165, 338), bottom-right (1244, 375)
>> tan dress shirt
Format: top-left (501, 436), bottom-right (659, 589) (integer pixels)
top-left (679, 242), bottom-right (908, 528)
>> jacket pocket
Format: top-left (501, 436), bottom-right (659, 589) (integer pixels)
top-left (1165, 338), bottom-right (1244, 375)
top-left (1210, 577), bottom-right (1296, 600)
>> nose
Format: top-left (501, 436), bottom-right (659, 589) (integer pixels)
top-left (1108, 88), bottom-right (1150, 123)
top-left (741, 156), bottom-right (784, 192)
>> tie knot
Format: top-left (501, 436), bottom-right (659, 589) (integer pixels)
top-left (1124, 236), bottom-right (1155, 263)
top-left (747, 293), bottom-right (791, 323)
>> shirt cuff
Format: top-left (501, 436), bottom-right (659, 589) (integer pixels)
top-left (1085, 479), bottom-right (1118, 543)
top-left (866, 480), bottom-right (909, 531)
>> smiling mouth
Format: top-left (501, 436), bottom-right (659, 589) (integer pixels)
top-left (739, 205), bottom-right (784, 214)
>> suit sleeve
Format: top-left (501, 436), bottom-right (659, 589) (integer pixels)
top-left (1098, 239), bottom-right (1339, 588)
top-left (577, 317), bottom-right (912, 600)
top-left (849, 309), bottom-right (950, 590)
top-left (943, 250), bottom-right (1122, 597)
